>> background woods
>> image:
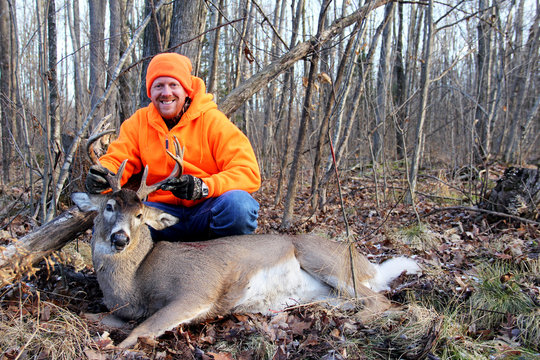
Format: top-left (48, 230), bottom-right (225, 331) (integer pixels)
top-left (0, 0), bottom-right (538, 224)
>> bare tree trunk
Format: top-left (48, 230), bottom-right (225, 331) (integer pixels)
top-left (8, 1), bottom-right (18, 150)
top-left (373, 2), bottom-right (395, 162)
top-left (281, 0), bottom-right (331, 230)
top-left (117, 0), bottom-right (135, 123)
top-left (7, 2), bottom-right (34, 208)
top-left (0, 0), bottom-right (13, 184)
top-left (233, 0), bottom-right (253, 92)
top-left (44, 0), bottom-right (62, 221)
top-left (238, 2), bottom-right (255, 134)
top-left (169, 0), bottom-right (207, 75)
top-left (506, 5), bottom-right (540, 162)
top-left (260, 0), bottom-right (284, 178)
top-left (89, 0), bottom-right (107, 126)
top-left (138, 0), bottom-right (170, 107)
top-left (48, 0), bottom-right (60, 167)
top-left (519, 94), bottom-right (540, 161)
top-left (275, 72), bottom-right (297, 205)
top-left (106, 0), bottom-right (122, 123)
top-left (67, 0), bottom-right (84, 129)
top-left (274, 0), bottom-right (305, 204)
top-left (405, 4), bottom-right (422, 128)
top-left (35, 0), bottom-right (49, 220)
top-left (393, 1), bottom-right (406, 160)
top-left (207, 0), bottom-right (225, 98)
top-left (503, 0), bottom-right (526, 162)
top-left (319, 13), bottom-right (387, 200)
top-left (406, 0), bottom-right (433, 204)
top-left (474, 0), bottom-right (494, 163)
top-left (311, 20), bottom-right (363, 210)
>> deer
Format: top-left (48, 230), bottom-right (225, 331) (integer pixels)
top-left (71, 137), bottom-right (420, 349)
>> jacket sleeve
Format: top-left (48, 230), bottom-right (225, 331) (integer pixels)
top-left (98, 115), bottom-right (144, 186)
top-left (201, 110), bottom-right (261, 197)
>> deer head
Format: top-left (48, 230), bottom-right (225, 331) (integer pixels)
top-left (72, 135), bottom-right (185, 253)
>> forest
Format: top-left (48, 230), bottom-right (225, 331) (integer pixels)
top-left (0, 0), bottom-right (539, 359)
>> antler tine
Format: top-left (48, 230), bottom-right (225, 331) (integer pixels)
top-left (86, 129), bottom-right (116, 164)
top-left (107, 159), bottom-right (127, 192)
top-left (136, 137), bottom-right (184, 200)
top-left (166, 136), bottom-right (185, 175)
top-left (86, 128), bottom-right (127, 192)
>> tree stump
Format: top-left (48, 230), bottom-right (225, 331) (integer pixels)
top-left (482, 167), bottom-right (540, 220)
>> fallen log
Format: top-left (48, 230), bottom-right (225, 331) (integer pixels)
top-left (0, 206), bottom-right (95, 286)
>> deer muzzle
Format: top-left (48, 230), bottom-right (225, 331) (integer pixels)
top-left (111, 230), bottom-right (130, 251)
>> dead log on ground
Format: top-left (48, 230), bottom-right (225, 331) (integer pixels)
top-left (0, 206), bottom-right (95, 286)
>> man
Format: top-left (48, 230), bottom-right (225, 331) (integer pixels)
top-left (85, 52), bottom-right (261, 241)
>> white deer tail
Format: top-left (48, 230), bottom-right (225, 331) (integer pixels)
top-left (369, 257), bottom-right (420, 292)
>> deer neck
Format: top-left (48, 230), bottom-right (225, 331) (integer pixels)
top-left (92, 225), bottom-right (155, 318)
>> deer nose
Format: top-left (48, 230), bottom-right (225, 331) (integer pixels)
top-left (111, 230), bottom-right (130, 251)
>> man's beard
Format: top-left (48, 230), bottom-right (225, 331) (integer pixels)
top-left (163, 97), bottom-right (192, 130)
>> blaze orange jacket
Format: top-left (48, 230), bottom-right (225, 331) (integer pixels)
top-left (99, 76), bottom-right (261, 207)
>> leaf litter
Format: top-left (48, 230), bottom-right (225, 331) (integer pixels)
top-left (1, 167), bottom-right (539, 359)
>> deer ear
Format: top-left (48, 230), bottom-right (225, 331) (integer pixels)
top-left (145, 207), bottom-right (179, 230)
top-left (71, 192), bottom-right (99, 212)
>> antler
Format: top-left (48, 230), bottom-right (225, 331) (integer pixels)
top-left (86, 128), bottom-right (127, 193)
top-left (136, 136), bottom-right (185, 200)
top-left (86, 114), bottom-right (115, 163)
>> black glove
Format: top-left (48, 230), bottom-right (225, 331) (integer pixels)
top-left (85, 165), bottom-right (114, 194)
top-left (160, 175), bottom-right (206, 200)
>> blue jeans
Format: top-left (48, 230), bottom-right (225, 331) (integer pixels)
top-left (145, 190), bottom-right (259, 241)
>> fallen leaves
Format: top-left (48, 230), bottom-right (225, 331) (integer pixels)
top-left (1, 167), bottom-right (539, 358)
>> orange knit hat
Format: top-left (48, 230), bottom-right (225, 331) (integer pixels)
top-left (146, 53), bottom-right (193, 98)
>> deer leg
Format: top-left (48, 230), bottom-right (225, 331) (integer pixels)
top-left (118, 301), bottom-right (213, 348)
top-left (100, 314), bottom-right (131, 329)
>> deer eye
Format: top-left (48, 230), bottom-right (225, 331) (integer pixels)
top-left (136, 213), bottom-right (143, 219)
top-left (105, 203), bottom-right (114, 212)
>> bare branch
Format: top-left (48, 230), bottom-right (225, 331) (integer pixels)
top-left (219, 0), bottom-right (390, 117)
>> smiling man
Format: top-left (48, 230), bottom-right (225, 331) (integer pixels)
top-left (85, 52), bottom-right (261, 241)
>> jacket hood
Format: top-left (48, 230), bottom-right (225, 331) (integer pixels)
top-left (183, 76), bottom-right (217, 121)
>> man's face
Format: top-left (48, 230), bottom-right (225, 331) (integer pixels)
top-left (150, 76), bottom-right (188, 120)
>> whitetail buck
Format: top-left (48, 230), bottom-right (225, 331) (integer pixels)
top-left (72, 138), bottom-right (420, 348)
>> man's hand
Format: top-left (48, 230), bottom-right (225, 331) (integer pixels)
top-left (85, 165), bottom-right (114, 194)
top-left (160, 175), bottom-right (207, 200)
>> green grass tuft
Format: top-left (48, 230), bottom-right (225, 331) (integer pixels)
top-left (469, 261), bottom-right (536, 331)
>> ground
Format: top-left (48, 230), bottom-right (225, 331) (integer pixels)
top-left (0, 163), bottom-right (539, 359)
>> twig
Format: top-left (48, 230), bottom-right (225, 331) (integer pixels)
top-left (415, 206), bottom-right (540, 226)
top-left (251, 0), bottom-right (289, 51)
top-left (328, 130), bottom-right (357, 299)
top-left (418, 174), bottom-right (472, 198)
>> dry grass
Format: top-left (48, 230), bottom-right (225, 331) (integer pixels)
top-left (0, 295), bottom-right (96, 359)
top-left (516, 309), bottom-right (540, 349)
top-left (363, 304), bottom-right (443, 359)
top-left (391, 223), bottom-right (441, 252)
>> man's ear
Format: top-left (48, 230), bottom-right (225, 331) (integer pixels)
top-left (144, 206), bottom-right (179, 230)
top-left (71, 192), bottom-right (99, 212)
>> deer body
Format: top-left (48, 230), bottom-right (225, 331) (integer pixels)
top-left (74, 143), bottom-right (419, 348)
top-left (73, 188), bottom-right (419, 348)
